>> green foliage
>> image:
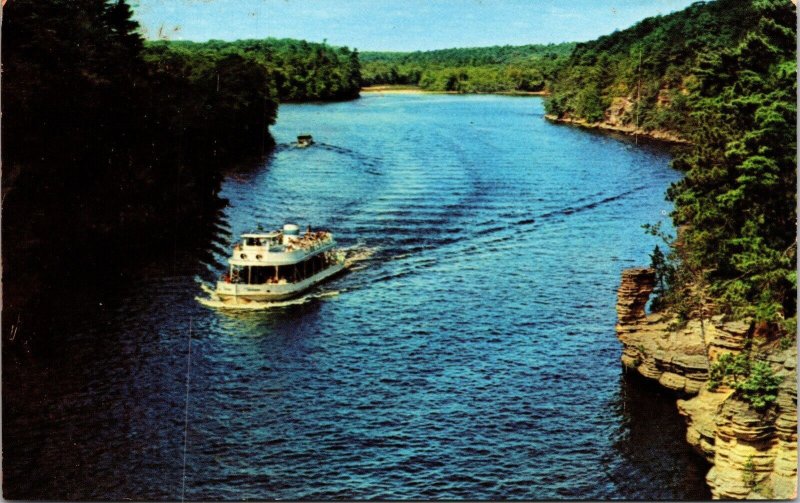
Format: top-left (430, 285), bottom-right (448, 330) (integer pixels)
top-left (558, 0), bottom-right (797, 322)
top-left (545, 0), bottom-right (759, 129)
top-left (779, 317), bottom-right (797, 340)
top-left (360, 43), bottom-right (574, 93)
top-left (667, 1), bottom-right (797, 320)
top-left (708, 353), bottom-right (783, 411)
top-left (649, 245), bottom-right (673, 311)
top-left (738, 361), bottom-right (783, 410)
top-left (4, 0), bottom-right (146, 170)
top-left (742, 456), bottom-right (757, 488)
top-left (141, 42), bottom-right (279, 162)
top-left (145, 38), bottom-right (361, 102)
top-left (642, 223), bottom-right (703, 320)
top-left (708, 352), bottom-right (751, 391)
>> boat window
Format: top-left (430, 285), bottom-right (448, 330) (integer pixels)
top-left (278, 265), bottom-right (297, 283)
top-left (297, 256), bottom-right (311, 282)
top-left (250, 266), bottom-right (270, 284)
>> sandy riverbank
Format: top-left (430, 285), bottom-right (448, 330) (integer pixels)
top-left (361, 85), bottom-right (548, 96)
top-left (360, 85), bottom-right (461, 95)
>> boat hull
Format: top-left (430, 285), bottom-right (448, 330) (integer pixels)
top-left (209, 262), bottom-right (345, 305)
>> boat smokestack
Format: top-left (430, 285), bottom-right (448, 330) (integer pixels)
top-left (282, 223), bottom-right (300, 245)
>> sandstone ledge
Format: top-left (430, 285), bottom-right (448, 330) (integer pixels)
top-left (616, 268), bottom-right (797, 499)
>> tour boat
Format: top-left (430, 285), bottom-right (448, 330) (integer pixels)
top-left (198, 223), bottom-right (345, 307)
top-left (296, 134), bottom-right (314, 147)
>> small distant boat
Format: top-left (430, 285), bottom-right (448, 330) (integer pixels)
top-left (198, 224), bottom-right (345, 307)
top-left (296, 134), bottom-right (314, 148)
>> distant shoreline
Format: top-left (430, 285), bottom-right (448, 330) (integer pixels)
top-left (544, 114), bottom-right (689, 144)
top-left (360, 85), bottom-right (548, 96)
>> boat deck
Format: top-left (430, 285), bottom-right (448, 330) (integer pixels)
top-left (232, 231), bottom-right (335, 266)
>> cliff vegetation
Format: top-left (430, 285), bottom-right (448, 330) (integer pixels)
top-left (545, 0), bottom-right (765, 136)
top-left (545, 0), bottom-right (796, 324)
top-left (601, 1), bottom-right (796, 498)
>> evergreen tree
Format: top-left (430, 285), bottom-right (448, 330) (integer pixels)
top-left (668, 0), bottom-right (797, 320)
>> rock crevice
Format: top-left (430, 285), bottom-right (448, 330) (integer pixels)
top-left (615, 268), bottom-right (797, 499)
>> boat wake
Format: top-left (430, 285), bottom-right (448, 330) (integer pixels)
top-left (342, 244), bottom-right (380, 271)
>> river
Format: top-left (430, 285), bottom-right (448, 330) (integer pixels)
top-left (3, 94), bottom-right (710, 499)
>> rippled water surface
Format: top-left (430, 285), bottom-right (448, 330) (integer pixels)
top-left (4, 95), bottom-right (711, 500)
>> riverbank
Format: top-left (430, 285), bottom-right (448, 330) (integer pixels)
top-left (615, 269), bottom-right (797, 499)
top-left (545, 114), bottom-right (689, 144)
top-left (361, 85), bottom-right (548, 96)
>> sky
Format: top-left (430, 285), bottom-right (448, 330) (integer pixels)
top-left (130, 0), bottom-right (703, 52)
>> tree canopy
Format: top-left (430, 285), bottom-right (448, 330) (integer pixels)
top-left (360, 43), bottom-right (574, 93)
top-left (666, 0), bottom-right (797, 321)
top-left (146, 38), bottom-right (361, 102)
top-left (548, 0), bottom-right (796, 322)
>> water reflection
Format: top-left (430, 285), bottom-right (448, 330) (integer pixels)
top-left (608, 371), bottom-right (711, 499)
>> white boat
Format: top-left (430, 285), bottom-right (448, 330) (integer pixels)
top-left (198, 223), bottom-right (345, 307)
top-left (296, 134), bottom-right (314, 148)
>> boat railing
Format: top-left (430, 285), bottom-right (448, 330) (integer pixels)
top-left (236, 232), bottom-right (333, 255)
top-left (285, 233), bottom-right (333, 253)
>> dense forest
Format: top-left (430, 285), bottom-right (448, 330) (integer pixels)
top-left (145, 39), bottom-right (361, 103)
top-left (360, 43), bottom-right (574, 93)
top-left (544, 0), bottom-right (778, 134)
top-left (544, 0), bottom-right (797, 325)
top-left (2, 0), bottom-right (360, 337)
top-left (665, 0), bottom-right (796, 324)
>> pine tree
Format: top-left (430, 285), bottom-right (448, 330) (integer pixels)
top-left (668, 0), bottom-right (797, 320)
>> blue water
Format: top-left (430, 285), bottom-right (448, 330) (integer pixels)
top-left (3, 95), bottom-right (710, 500)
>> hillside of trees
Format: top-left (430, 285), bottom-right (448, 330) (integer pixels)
top-left (665, 0), bottom-right (796, 324)
top-left (145, 39), bottom-right (361, 102)
top-left (545, 0), bottom-right (796, 324)
top-left (544, 0), bottom-right (768, 134)
top-left (360, 43), bottom-right (574, 93)
top-left (2, 1), bottom-right (361, 336)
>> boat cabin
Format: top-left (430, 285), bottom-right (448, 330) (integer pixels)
top-left (240, 232), bottom-right (282, 248)
top-left (226, 250), bottom-right (338, 285)
top-left (297, 134), bottom-right (314, 147)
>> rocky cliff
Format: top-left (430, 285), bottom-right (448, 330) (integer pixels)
top-left (615, 268), bottom-right (797, 499)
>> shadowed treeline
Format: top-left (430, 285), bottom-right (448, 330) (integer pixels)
top-left (1, 0), bottom-right (361, 343)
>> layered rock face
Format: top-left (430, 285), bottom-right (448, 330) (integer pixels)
top-left (616, 268), bottom-right (798, 499)
top-left (616, 268), bottom-right (709, 394)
